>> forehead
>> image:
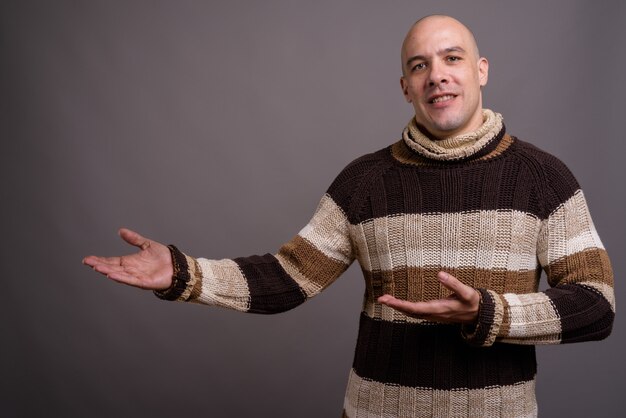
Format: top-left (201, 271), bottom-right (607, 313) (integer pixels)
top-left (402, 18), bottom-right (475, 58)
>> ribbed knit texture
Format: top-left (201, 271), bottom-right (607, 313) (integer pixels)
top-left (169, 111), bottom-right (614, 417)
top-left (403, 109), bottom-right (503, 161)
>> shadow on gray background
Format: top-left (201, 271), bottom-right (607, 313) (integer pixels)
top-left (2, 1), bottom-right (624, 416)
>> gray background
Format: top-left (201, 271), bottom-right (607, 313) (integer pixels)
top-left (2, 0), bottom-right (624, 417)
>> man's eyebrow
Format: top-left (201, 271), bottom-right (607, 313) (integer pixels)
top-left (442, 46), bottom-right (467, 54)
top-left (405, 46), bottom-right (468, 68)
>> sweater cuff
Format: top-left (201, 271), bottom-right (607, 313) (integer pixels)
top-left (153, 245), bottom-right (200, 302)
top-left (461, 289), bottom-right (504, 347)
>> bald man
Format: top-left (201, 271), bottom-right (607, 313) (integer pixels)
top-left (84, 15), bottom-right (614, 417)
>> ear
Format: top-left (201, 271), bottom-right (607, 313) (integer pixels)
top-left (400, 76), bottom-right (412, 103)
top-left (478, 57), bottom-right (489, 87)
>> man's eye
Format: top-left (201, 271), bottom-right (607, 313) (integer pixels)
top-left (412, 63), bottom-right (427, 71)
top-left (447, 56), bottom-right (461, 62)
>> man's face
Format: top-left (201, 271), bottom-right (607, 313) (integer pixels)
top-left (400, 17), bottom-right (488, 139)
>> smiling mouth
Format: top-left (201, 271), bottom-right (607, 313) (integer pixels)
top-left (429, 94), bottom-right (456, 104)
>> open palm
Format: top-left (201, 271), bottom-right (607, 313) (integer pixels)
top-left (83, 228), bottom-right (173, 290)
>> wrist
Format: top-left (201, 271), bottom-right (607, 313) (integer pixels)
top-left (153, 245), bottom-right (193, 301)
top-left (461, 288), bottom-right (504, 347)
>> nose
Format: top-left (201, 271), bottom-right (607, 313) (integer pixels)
top-left (428, 61), bottom-right (448, 87)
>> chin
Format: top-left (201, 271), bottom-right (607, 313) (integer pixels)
top-left (431, 121), bottom-right (465, 136)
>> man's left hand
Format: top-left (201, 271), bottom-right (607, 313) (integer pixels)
top-left (377, 271), bottom-right (480, 324)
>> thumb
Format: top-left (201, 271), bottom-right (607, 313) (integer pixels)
top-left (437, 271), bottom-right (474, 300)
top-left (118, 228), bottom-right (150, 250)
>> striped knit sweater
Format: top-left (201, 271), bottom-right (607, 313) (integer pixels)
top-left (163, 110), bottom-right (614, 417)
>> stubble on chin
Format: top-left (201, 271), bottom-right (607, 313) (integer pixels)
top-left (429, 115), bottom-right (467, 138)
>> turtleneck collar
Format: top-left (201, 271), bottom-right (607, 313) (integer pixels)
top-left (402, 109), bottom-right (504, 162)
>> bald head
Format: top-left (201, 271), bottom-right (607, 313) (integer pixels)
top-left (401, 15), bottom-right (480, 76)
top-left (398, 15), bottom-right (489, 139)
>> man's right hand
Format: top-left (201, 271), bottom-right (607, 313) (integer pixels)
top-left (83, 228), bottom-right (174, 290)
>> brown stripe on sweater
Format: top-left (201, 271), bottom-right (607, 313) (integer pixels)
top-left (460, 289), bottom-right (506, 347)
top-left (274, 253), bottom-right (322, 298)
top-left (462, 289), bottom-right (497, 346)
top-left (478, 133), bottom-right (515, 160)
top-left (234, 254), bottom-right (306, 314)
top-left (545, 248), bottom-right (613, 287)
top-left (331, 136), bottom-right (585, 226)
top-left (325, 149), bottom-right (391, 222)
top-left (500, 295), bottom-right (511, 338)
top-left (343, 154), bottom-right (546, 221)
top-left (277, 235), bottom-right (348, 292)
top-left (352, 313), bottom-right (537, 389)
top-left (391, 139), bottom-right (433, 166)
top-left (363, 267), bottom-right (540, 306)
top-left (545, 283), bottom-right (614, 343)
top-left (540, 153), bottom-right (583, 216)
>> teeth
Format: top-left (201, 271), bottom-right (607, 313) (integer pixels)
top-left (431, 95), bottom-right (454, 103)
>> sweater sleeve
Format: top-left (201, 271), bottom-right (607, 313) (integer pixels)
top-left (463, 157), bottom-right (615, 347)
top-left (155, 191), bottom-right (355, 314)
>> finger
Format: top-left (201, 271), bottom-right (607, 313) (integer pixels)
top-left (82, 256), bottom-right (99, 267)
top-left (119, 228), bottom-right (151, 250)
top-left (437, 271), bottom-right (476, 301)
top-left (83, 255), bottom-right (122, 268)
top-left (378, 295), bottom-right (448, 316)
